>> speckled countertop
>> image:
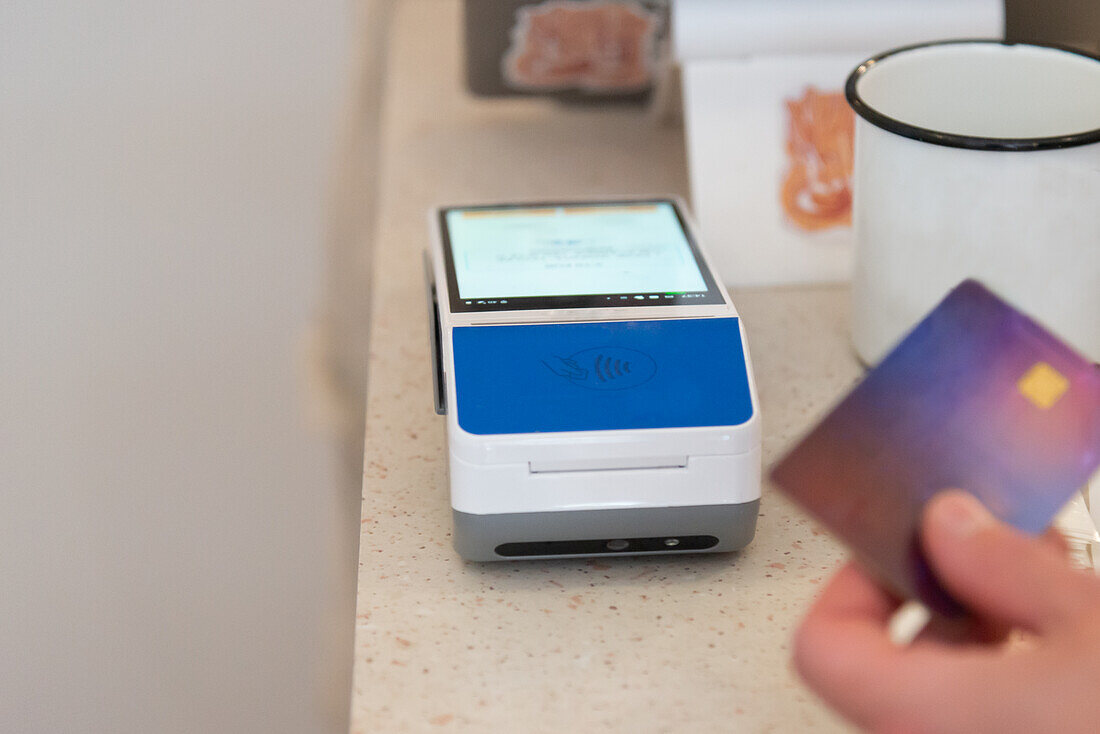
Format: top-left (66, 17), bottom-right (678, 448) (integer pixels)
top-left (352, 2), bottom-right (860, 731)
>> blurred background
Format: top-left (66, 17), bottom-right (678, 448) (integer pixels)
top-left (1, 1), bottom-right (1097, 733)
top-left (1, 1), bottom-right (355, 732)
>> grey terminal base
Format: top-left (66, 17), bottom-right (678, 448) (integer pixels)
top-left (453, 500), bottom-right (759, 562)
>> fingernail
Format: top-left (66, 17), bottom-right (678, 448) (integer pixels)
top-left (932, 491), bottom-right (993, 538)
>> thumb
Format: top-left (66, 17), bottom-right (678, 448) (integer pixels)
top-left (920, 490), bottom-right (1092, 632)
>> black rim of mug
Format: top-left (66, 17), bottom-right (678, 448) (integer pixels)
top-left (845, 39), bottom-right (1100, 152)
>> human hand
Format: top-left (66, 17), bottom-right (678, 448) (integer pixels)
top-left (793, 490), bottom-right (1100, 734)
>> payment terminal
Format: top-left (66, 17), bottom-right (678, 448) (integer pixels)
top-left (426, 198), bottom-right (761, 560)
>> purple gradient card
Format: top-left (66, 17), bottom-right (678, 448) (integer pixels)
top-left (771, 280), bottom-right (1100, 616)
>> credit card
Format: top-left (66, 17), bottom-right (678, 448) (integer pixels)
top-left (771, 280), bottom-right (1100, 616)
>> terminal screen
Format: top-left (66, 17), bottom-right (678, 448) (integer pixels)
top-left (439, 200), bottom-right (724, 312)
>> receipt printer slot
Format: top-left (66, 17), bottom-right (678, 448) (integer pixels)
top-left (529, 456), bottom-right (688, 473)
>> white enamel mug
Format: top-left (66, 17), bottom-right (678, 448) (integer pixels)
top-left (846, 40), bottom-right (1100, 364)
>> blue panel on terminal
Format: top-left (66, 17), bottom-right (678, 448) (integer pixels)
top-left (452, 318), bottom-right (753, 435)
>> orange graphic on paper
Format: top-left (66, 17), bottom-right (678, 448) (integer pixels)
top-left (781, 87), bottom-right (855, 231)
top-left (504, 1), bottom-right (658, 92)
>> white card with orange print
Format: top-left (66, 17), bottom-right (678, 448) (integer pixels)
top-left (682, 53), bottom-right (865, 287)
top-left (675, 0), bottom-right (1004, 286)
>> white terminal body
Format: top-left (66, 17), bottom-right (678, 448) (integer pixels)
top-left (426, 198), bottom-right (761, 560)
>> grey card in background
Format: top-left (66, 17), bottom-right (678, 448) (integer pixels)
top-left (1006, 0), bottom-right (1100, 54)
top-left (464, 0), bottom-right (670, 104)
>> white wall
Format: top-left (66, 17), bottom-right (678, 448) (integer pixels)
top-left (0, 2), bottom-right (353, 732)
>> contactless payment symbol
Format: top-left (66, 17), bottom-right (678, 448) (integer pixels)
top-left (542, 347), bottom-right (657, 391)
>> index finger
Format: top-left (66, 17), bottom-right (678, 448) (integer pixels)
top-left (793, 563), bottom-right (911, 726)
top-left (805, 561), bottom-right (899, 622)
